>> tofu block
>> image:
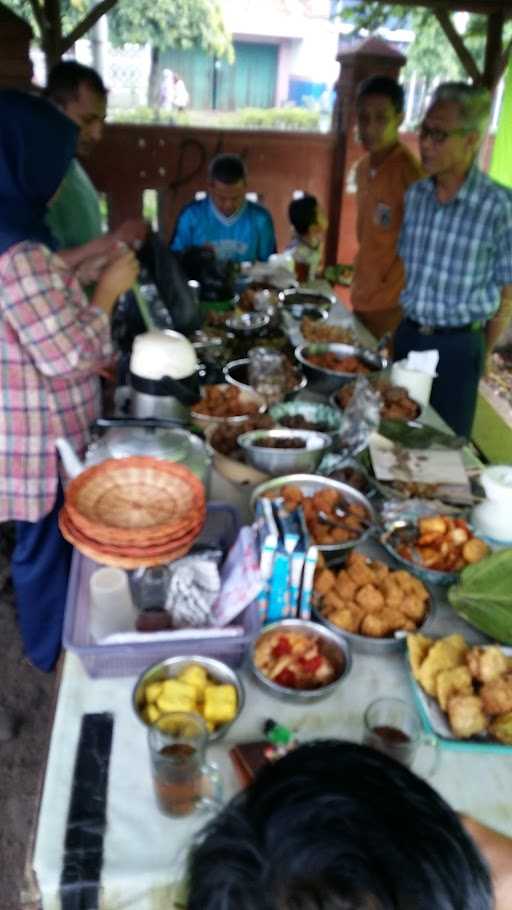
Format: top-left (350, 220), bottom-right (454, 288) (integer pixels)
top-left (177, 665), bottom-right (209, 701)
top-left (203, 684), bottom-right (237, 727)
top-left (144, 681), bottom-right (164, 704)
top-left (156, 678), bottom-right (196, 714)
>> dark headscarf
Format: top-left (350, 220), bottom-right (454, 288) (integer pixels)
top-left (0, 89), bottom-right (78, 255)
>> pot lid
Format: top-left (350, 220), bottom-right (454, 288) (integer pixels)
top-left (130, 330), bottom-right (198, 381)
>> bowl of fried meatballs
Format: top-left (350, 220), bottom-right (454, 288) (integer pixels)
top-left (312, 549), bottom-right (434, 654)
top-left (294, 343), bottom-right (388, 395)
top-left (191, 383), bottom-right (266, 431)
top-left (251, 475), bottom-right (375, 552)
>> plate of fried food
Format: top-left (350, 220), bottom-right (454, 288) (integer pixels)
top-left (312, 549), bottom-right (434, 653)
top-left (251, 475), bottom-right (375, 552)
top-left (407, 633), bottom-right (512, 751)
top-left (331, 378), bottom-right (422, 423)
top-left (381, 514), bottom-right (490, 586)
top-left (299, 316), bottom-right (356, 346)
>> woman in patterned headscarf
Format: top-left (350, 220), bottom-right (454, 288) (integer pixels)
top-left (0, 90), bottom-right (138, 671)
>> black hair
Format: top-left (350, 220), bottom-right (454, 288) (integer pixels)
top-left (208, 153), bottom-right (247, 185)
top-left (356, 76), bottom-right (404, 114)
top-left (186, 740), bottom-right (492, 910)
top-left (288, 194), bottom-right (318, 237)
top-left (45, 61), bottom-right (108, 106)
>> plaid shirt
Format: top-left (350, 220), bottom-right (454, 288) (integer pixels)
top-left (0, 242), bottom-right (112, 522)
top-left (399, 166), bottom-right (512, 326)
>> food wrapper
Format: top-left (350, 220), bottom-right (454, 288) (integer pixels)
top-left (299, 545), bottom-right (318, 620)
top-left (165, 554), bottom-right (221, 628)
top-left (333, 376), bottom-right (381, 458)
top-left (254, 497), bottom-right (313, 624)
top-left (211, 525), bottom-right (264, 627)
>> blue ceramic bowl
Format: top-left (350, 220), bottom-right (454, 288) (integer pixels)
top-left (269, 400), bottom-right (345, 438)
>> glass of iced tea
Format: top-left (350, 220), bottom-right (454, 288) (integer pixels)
top-left (363, 697), bottom-right (438, 774)
top-left (147, 712), bottom-right (222, 817)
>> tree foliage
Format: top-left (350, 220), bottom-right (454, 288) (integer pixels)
top-left (108, 0), bottom-right (233, 61)
top-left (333, 2), bottom-right (511, 83)
top-left (5, 0), bottom-right (119, 67)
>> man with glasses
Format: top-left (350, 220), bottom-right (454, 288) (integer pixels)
top-left (394, 82), bottom-right (512, 437)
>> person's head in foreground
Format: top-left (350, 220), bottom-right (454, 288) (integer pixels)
top-left (45, 60), bottom-right (108, 157)
top-left (419, 81), bottom-right (491, 179)
top-left (288, 194), bottom-right (327, 248)
top-left (186, 739), bottom-right (492, 910)
top-left (0, 89), bottom-right (77, 253)
top-left (356, 76), bottom-right (405, 158)
top-left (208, 153), bottom-right (248, 219)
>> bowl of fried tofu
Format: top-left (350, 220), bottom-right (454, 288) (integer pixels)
top-left (312, 549), bottom-right (435, 654)
top-left (132, 655), bottom-right (244, 741)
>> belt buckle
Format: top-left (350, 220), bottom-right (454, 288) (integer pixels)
top-left (418, 323), bottom-right (434, 336)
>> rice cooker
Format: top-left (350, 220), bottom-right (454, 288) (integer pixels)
top-left (130, 330), bottom-right (200, 423)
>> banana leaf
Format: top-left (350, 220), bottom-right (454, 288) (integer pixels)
top-left (448, 549), bottom-right (512, 644)
top-left (378, 420), bottom-right (465, 450)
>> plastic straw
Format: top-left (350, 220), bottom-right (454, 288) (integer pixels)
top-left (132, 283), bottom-right (155, 330)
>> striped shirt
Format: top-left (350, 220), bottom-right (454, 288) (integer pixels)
top-left (399, 166), bottom-right (512, 326)
top-left (0, 242), bottom-right (112, 522)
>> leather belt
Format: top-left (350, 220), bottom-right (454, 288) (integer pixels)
top-left (405, 317), bottom-right (483, 336)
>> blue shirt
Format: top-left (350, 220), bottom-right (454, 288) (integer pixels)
top-left (170, 197), bottom-right (276, 263)
top-left (399, 166), bottom-right (512, 326)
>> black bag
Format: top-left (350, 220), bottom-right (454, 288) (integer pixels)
top-left (178, 245), bottom-right (237, 302)
top-left (138, 231), bottom-right (201, 335)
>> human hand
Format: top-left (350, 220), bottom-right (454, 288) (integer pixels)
top-left (75, 254), bottom-right (109, 286)
top-left (113, 218), bottom-right (149, 248)
top-left (97, 249), bottom-right (139, 300)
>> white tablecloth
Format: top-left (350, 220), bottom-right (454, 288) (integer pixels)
top-left (33, 298), bottom-right (511, 909)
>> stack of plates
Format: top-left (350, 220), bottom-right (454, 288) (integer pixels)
top-left (59, 456), bottom-right (206, 568)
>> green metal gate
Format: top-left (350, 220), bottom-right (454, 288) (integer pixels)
top-left (162, 40), bottom-right (278, 110)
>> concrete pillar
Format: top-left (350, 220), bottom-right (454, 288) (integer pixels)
top-left (325, 35), bottom-right (406, 267)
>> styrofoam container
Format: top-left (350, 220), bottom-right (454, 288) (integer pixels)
top-left (63, 503), bottom-right (261, 677)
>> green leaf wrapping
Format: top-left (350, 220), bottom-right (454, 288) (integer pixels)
top-left (448, 549), bottom-right (512, 644)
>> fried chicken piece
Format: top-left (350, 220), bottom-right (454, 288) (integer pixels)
top-left (360, 613), bottom-right (393, 637)
top-left (315, 569), bottom-right (337, 596)
top-left (436, 666), bottom-right (473, 711)
top-left (312, 488), bottom-right (340, 512)
top-left (371, 561), bottom-right (390, 584)
top-left (330, 526), bottom-right (351, 543)
top-left (480, 674), bottom-right (512, 716)
top-left (346, 553), bottom-right (375, 587)
top-left (400, 594), bottom-right (428, 623)
top-left (281, 484), bottom-right (304, 511)
top-left (488, 711), bottom-right (512, 745)
top-left (419, 515), bottom-right (449, 536)
top-left (324, 589), bottom-right (348, 613)
top-left (417, 634), bottom-right (468, 696)
top-left (355, 583), bottom-right (385, 614)
top-left (448, 695), bottom-right (487, 739)
top-left (334, 569), bottom-right (357, 601)
top-left (381, 578), bottom-right (404, 610)
top-left (392, 570), bottom-right (419, 593)
top-left (466, 646), bottom-right (509, 684)
top-left (407, 576), bottom-right (430, 602)
top-left (327, 604), bottom-right (363, 634)
top-left (462, 537), bottom-right (489, 564)
top-left (407, 633), bottom-right (433, 680)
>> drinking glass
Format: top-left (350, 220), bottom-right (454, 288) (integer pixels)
top-left (147, 711), bottom-right (223, 817)
top-left (363, 697), bottom-right (438, 775)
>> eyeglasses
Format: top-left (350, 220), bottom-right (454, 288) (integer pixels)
top-left (417, 122), bottom-right (469, 144)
